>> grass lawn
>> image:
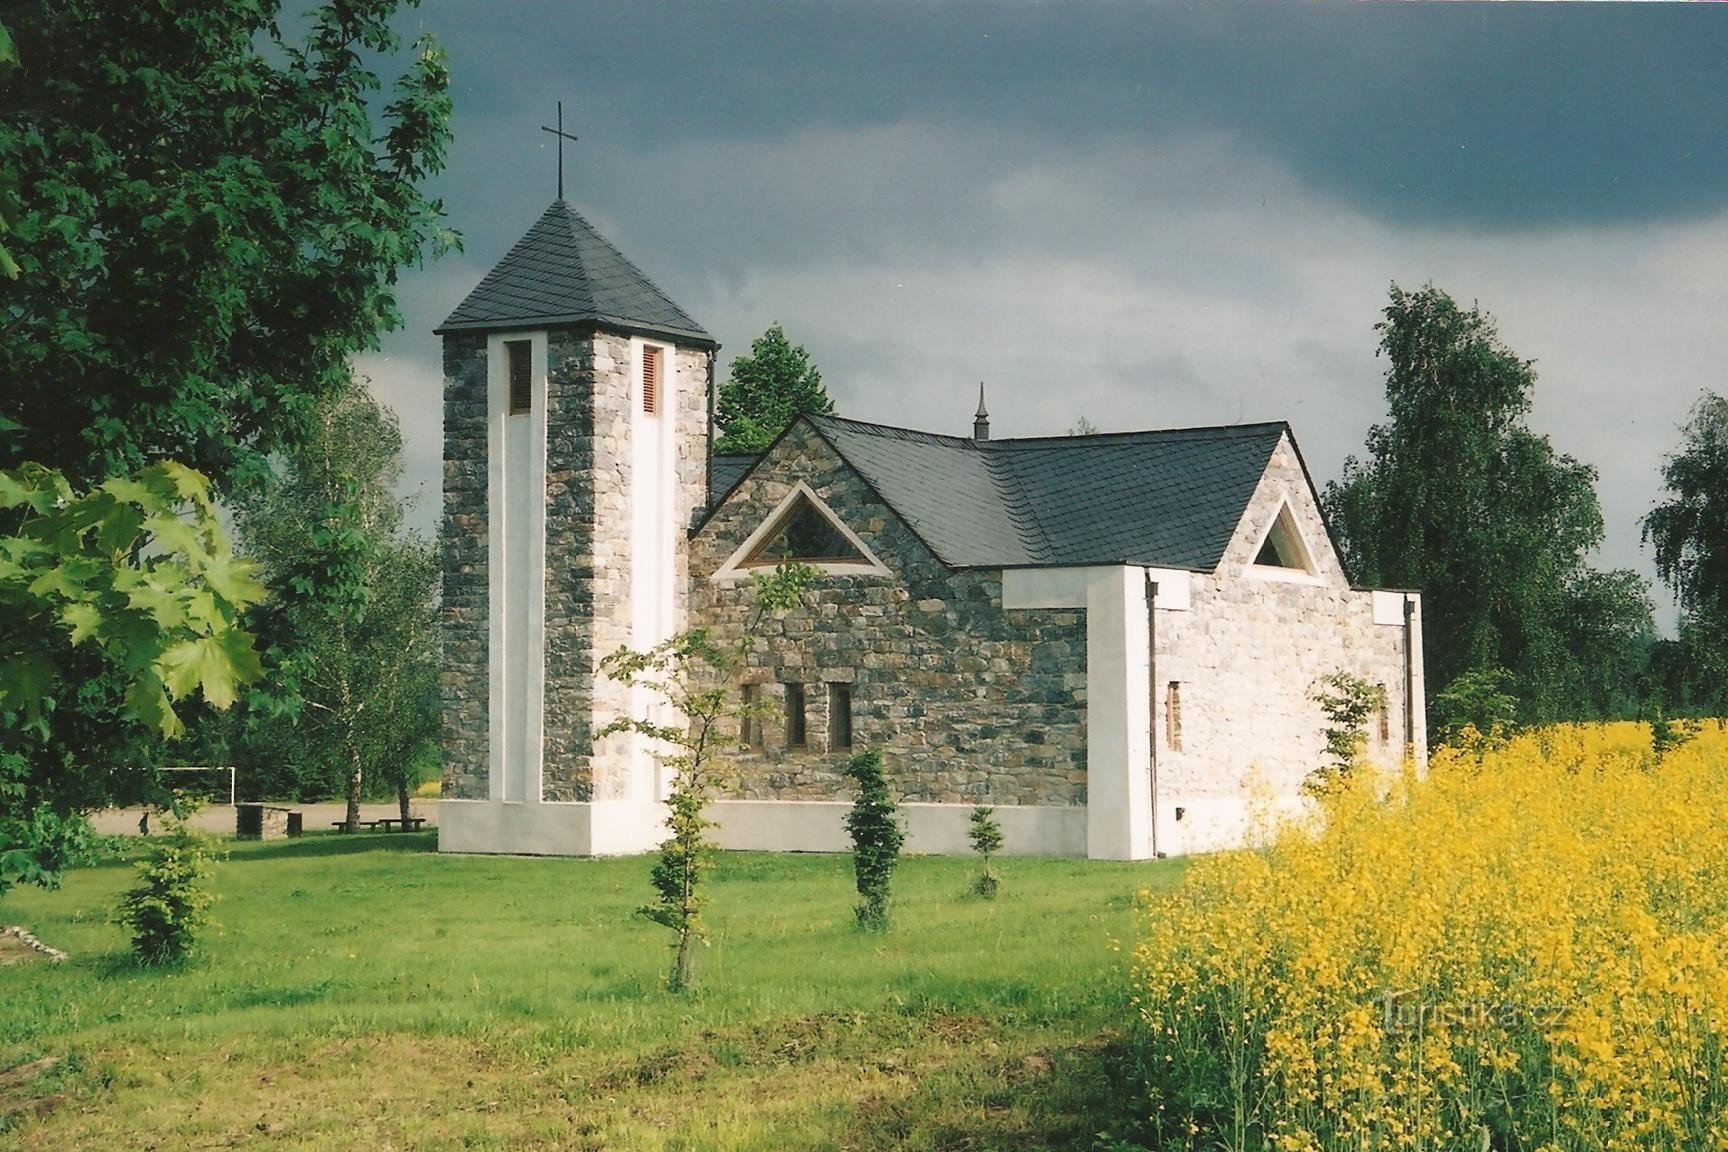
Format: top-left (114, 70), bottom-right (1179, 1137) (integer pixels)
top-left (0, 834), bottom-right (1181, 1150)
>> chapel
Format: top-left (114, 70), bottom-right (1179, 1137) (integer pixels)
top-left (435, 199), bottom-right (1426, 860)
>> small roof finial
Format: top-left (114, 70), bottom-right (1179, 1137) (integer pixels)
top-left (973, 382), bottom-right (990, 442)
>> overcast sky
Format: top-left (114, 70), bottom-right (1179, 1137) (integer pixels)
top-left (357, 2), bottom-right (1728, 633)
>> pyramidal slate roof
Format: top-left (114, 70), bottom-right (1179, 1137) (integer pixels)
top-left (436, 200), bottom-right (713, 345)
top-left (709, 415), bottom-right (1292, 572)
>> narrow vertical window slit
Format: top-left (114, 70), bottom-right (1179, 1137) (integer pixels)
top-left (506, 340), bottom-right (532, 415)
top-left (642, 345), bottom-right (660, 415)
top-left (740, 683), bottom-right (760, 749)
top-left (784, 683), bottom-right (806, 749)
top-left (1166, 681), bottom-right (1183, 752)
top-left (828, 683), bottom-right (852, 751)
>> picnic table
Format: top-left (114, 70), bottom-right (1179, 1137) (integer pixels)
top-left (330, 816), bottom-right (427, 833)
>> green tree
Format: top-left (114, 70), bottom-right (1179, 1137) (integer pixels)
top-left (1306, 672), bottom-right (1387, 796)
top-left (1648, 618), bottom-right (1728, 718)
top-left (713, 324), bottom-right (834, 455)
top-left (0, 1), bottom-right (452, 828)
top-left (1647, 702), bottom-right (1699, 766)
top-left (1324, 284), bottom-right (1653, 724)
top-left (968, 805), bottom-right (1004, 899)
top-left (0, 19), bottom-right (19, 279)
top-left (842, 750), bottom-right (904, 931)
top-left (1431, 667), bottom-right (1520, 754)
top-left (1557, 568), bottom-right (1655, 720)
top-left (0, 1), bottom-right (454, 495)
top-left (234, 381), bottom-right (439, 831)
top-left (116, 807), bottom-right (223, 966)
top-left (599, 564), bottom-right (814, 993)
top-left (0, 463), bottom-right (264, 896)
top-left (1645, 393), bottom-right (1728, 698)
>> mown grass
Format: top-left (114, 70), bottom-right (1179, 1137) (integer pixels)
top-left (0, 834), bottom-right (1181, 1150)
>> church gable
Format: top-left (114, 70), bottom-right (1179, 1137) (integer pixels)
top-left (712, 480), bottom-right (891, 580)
top-left (692, 419), bottom-right (949, 589)
top-left (1217, 430), bottom-right (1349, 586)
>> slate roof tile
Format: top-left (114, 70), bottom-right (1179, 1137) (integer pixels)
top-left (709, 455), bottom-right (759, 503)
top-left (436, 201), bottom-right (713, 345)
top-left (798, 415), bottom-right (1286, 571)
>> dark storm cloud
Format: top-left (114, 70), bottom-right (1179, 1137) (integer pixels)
top-left (411, 1), bottom-right (1728, 234)
top-left (362, 2), bottom-right (1728, 633)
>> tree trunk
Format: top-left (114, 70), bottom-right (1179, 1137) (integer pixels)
top-left (339, 660), bottom-right (361, 833)
top-left (398, 777), bottom-right (411, 826)
top-left (345, 739), bottom-right (362, 833)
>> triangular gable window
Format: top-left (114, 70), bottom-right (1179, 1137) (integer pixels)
top-left (713, 480), bottom-right (892, 582)
top-left (745, 495), bottom-right (867, 567)
top-left (1249, 503), bottom-right (1317, 576)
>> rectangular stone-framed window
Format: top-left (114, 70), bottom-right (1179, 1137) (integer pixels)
top-left (506, 339), bottom-right (533, 415)
top-left (828, 683), bottom-right (852, 751)
top-left (1165, 681), bottom-right (1182, 752)
top-left (739, 683), bottom-right (762, 749)
top-left (784, 682), bottom-right (806, 749)
top-left (641, 344), bottom-right (662, 415)
top-left (1376, 688), bottom-right (1391, 747)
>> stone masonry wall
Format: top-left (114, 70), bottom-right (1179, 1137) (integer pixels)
top-left (1153, 433), bottom-right (1416, 829)
top-left (441, 327), bottom-right (712, 805)
top-left (579, 335), bottom-right (711, 801)
top-left (540, 330), bottom-right (602, 801)
top-left (544, 331), bottom-right (712, 802)
top-left (440, 332), bottom-right (489, 800)
top-left (688, 423), bottom-right (1088, 807)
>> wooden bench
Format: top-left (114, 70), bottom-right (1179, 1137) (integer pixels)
top-left (330, 817), bottom-right (425, 833)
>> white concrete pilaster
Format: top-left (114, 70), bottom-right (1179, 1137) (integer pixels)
top-left (1085, 566), bottom-right (1155, 860)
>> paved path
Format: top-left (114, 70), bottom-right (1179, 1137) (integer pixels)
top-left (90, 802), bottom-right (437, 838)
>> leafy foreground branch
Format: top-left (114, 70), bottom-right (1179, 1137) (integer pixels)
top-left (0, 461), bottom-right (263, 898)
top-left (599, 563), bottom-right (814, 993)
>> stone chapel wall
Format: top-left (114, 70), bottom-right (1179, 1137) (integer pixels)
top-left (1151, 434), bottom-right (1421, 854)
top-left (441, 327), bottom-right (711, 805)
top-left (440, 332), bottom-right (488, 800)
top-left (688, 424), bottom-right (1089, 807)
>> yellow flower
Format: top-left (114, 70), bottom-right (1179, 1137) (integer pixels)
top-left (1130, 721), bottom-right (1728, 1150)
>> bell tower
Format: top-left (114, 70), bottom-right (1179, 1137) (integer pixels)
top-left (435, 200), bottom-right (715, 855)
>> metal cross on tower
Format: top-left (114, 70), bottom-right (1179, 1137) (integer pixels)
top-left (540, 101), bottom-right (579, 201)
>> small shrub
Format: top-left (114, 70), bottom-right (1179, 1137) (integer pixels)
top-left (1649, 702), bottom-right (1699, 765)
top-left (842, 750), bottom-right (903, 931)
top-left (1433, 666), bottom-right (1519, 753)
top-left (116, 810), bottom-right (221, 966)
top-left (968, 806), bottom-right (1003, 899)
top-left (599, 562), bottom-right (816, 993)
top-left (1305, 671), bottom-right (1386, 797)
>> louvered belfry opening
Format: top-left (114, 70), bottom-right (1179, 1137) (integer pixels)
top-left (506, 339), bottom-right (532, 415)
top-left (642, 345), bottom-right (661, 415)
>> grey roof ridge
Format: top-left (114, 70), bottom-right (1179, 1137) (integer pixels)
top-left (985, 420), bottom-right (1291, 448)
top-left (808, 411), bottom-right (1291, 448)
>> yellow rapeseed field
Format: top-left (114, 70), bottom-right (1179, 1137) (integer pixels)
top-left (1133, 721), bottom-right (1728, 1152)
